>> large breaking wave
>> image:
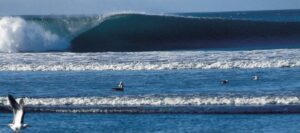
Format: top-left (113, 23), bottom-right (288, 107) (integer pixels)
top-left (71, 13), bottom-right (300, 52)
top-left (0, 10), bottom-right (300, 52)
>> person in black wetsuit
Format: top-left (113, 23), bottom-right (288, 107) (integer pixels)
top-left (118, 81), bottom-right (124, 89)
top-left (112, 81), bottom-right (124, 91)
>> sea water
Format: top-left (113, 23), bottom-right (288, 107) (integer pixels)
top-left (1, 114), bottom-right (300, 133)
top-left (0, 51), bottom-right (299, 132)
top-left (0, 10), bottom-right (300, 132)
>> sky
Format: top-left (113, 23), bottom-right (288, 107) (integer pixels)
top-left (0, 0), bottom-right (299, 15)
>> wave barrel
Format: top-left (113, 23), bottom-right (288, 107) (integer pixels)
top-left (71, 14), bottom-right (300, 52)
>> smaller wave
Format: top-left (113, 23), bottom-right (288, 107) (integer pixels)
top-left (0, 49), bottom-right (299, 71)
top-left (1, 96), bottom-right (300, 106)
top-left (1, 96), bottom-right (300, 114)
top-left (0, 17), bottom-right (68, 52)
top-left (0, 59), bottom-right (298, 71)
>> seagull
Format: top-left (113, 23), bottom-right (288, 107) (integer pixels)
top-left (7, 95), bottom-right (29, 133)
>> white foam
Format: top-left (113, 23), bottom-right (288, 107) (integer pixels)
top-left (0, 17), bottom-right (68, 52)
top-left (0, 96), bottom-right (299, 106)
top-left (0, 49), bottom-right (299, 71)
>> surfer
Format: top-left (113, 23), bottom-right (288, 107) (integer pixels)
top-left (118, 81), bottom-right (124, 89)
top-left (221, 80), bottom-right (229, 84)
top-left (252, 75), bottom-right (259, 81)
top-left (112, 81), bottom-right (124, 91)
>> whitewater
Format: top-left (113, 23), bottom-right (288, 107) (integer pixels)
top-left (1, 95), bottom-right (300, 106)
top-left (0, 15), bottom-right (102, 52)
top-left (0, 49), bottom-right (298, 71)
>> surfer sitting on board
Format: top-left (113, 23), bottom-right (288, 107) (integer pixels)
top-left (118, 81), bottom-right (124, 89)
top-left (112, 81), bottom-right (124, 91)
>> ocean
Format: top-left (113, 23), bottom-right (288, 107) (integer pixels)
top-left (0, 9), bottom-right (300, 132)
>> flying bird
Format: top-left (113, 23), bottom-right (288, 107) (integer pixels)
top-left (7, 95), bottom-right (29, 133)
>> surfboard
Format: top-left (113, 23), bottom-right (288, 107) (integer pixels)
top-left (112, 87), bottom-right (124, 91)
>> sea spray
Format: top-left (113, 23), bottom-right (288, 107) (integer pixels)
top-left (0, 17), bottom-right (68, 52)
top-left (0, 15), bottom-right (103, 53)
